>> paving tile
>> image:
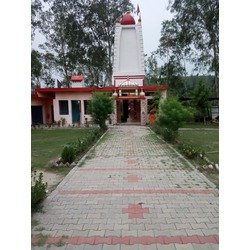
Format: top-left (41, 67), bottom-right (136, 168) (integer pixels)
top-left (156, 244), bottom-right (176, 250)
top-left (174, 243), bottom-right (194, 250)
top-left (31, 126), bottom-right (219, 249)
top-left (65, 245), bottom-right (84, 250)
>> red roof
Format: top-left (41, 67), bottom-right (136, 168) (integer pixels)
top-left (120, 12), bottom-right (135, 25)
top-left (70, 75), bottom-right (84, 82)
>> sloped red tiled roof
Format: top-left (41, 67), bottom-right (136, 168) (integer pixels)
top-left (70, 75), bottom-right (84, 81)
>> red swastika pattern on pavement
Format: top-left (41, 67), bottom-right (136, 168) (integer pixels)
top-left (123, 175), bottom-right (142, 182)
top-left (122, 203), bottom-right (149, 219)
top-left (126, 159), bottom-right (138, 164)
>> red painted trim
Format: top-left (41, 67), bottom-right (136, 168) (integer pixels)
top-left (70, 75), bottom-right (84, 81)
top-left (35, 87), bottom-right (115, 93)
top-left (143, 85), bottom-right (168, 91)
top-left (58, 189), bottom-right (216, 196)
top-left (32, 235), bottom-right (219, 246)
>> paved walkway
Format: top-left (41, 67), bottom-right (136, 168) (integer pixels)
top-left (32, 126), bottom-right (219, 249)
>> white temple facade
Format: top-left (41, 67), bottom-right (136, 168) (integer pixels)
top-left (112, 12), bottom-right (145, 87)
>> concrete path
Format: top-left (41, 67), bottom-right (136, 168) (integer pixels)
top-left (32, 126), bottom-right (219, 249)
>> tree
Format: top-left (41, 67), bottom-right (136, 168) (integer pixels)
top-left (35, 0), bottom-right (134, 86)
top-left (157, 96), bottom-right (194, 142)
top-left (89, 92), bottom-right (113, 130)
top-left (145, 53), bottom-right (163, 85)
top-left (191, 82), bottom-right (211, 124)
top-left (31, 0), bottom-right (42, 40)
top-left (159, 0), bottom-right (219, 96)
top-left (160, 56), bottom-right (186, 97)
top-left (31, 50), bottom-right (43, 88)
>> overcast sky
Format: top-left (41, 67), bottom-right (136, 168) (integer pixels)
top-left (32, 0), bottom-right (170, 56)
top-left (130, 0), bottom-right (170, 56)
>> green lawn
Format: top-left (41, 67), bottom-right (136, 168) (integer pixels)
top-left (177, 124), bottom-right (219, 187)
top-left (178, 126), bottom-right (219, 163)
top-left (182, 122), bottom-right (219, 129)
top-left (32, 128), bottom-right (99, 170)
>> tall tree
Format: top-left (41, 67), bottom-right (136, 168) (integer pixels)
top-left (191, 82), bottom-right (211, 124)
top-left (160, 0), bottom-right (219, 96)
top-left (31, 0), bottom-right (42, 40)
top-left (31, 50), bottom-right (43, 88)
top-left (35, 0), bottom-right (134, 87)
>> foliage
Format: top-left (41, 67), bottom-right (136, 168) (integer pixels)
top-left (31, 0), bottom-right (42, 40)
top-left (61, 145), bottom-right (76, 163)
top-left (89, 92), bottom-right (113, 130)
top-left (178, 143), bottom-right (202, 159)
top-left (160, 56), bottom-right (186, 97)
top-left (145, 53), bottom-right (165, 85)
top-left (35, 0), bottom-right (134, 86)
top-left (182, 75), bottom-right (215, 97)
top-left (156, 96), bottom-right (194, 142)
top-left (148, 91), bottom-right (162, 112)
top-left (159, 0), bottom-right (219, 96)
top-left (60, 127), bottom-right (102, 163)
top-left (191, 82), bottom-right (211, 123)
top-left (31, 50), bottom-right (43, 88)
top-left (31, 171), bottom-right (48, 211)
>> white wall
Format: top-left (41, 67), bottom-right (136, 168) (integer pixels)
top-left (53, 92), bottom-right (92, 125)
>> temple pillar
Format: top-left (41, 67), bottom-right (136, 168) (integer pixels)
top-left (140, 99), bottom-right (147, 125)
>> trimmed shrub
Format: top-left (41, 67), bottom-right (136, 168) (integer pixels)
top-left (61, 145), bottom-right (76, 163)
top-left (31, 172), bottom-right (47, 211)
top-left (89, 92), bottom-right (113, 130)
top-left (157, 96), bottom-right (194, 142)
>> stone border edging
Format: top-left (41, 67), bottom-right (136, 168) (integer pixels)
top-left (49, 128), bottom-right (110, 196)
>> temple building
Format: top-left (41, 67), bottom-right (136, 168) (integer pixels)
top-left (31, 11), bottom-right (168, 126)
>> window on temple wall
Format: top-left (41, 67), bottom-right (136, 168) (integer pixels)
top-left (83, 100), bottom-right (91, 115)
top-left (59, 100), bottom-right (69, 115)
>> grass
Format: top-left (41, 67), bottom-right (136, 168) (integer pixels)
top-left (178, 125), bottom-right (219, 163)
top-left (177, 123), bottom-right (219, 187)
top-left (182, 122), bottom-right (219, 129)
top-left (31, 127), bottom-right (101, 170)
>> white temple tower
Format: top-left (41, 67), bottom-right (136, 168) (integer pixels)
top-left (112, 12), bottom-right (145, 87)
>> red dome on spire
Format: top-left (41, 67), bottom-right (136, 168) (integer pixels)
top-left (120, 12), bottom-right (135, 25)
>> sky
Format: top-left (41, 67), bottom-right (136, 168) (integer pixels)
top-left (130, 0), bottom-right (170, 57)
top-left (32, 0), bottom-right (170, 60)
top-left (31, 0), bottom-right (174, 80)
top-left (32, 0), bottom-right (170, 57)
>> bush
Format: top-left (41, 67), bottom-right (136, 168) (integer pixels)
top-left (178, 143), bottom-right (201, 159)
top-left (89, 92), bottom-right (113, 130)
top-left (157, 96), bottom-right (194, 142)
top-left (31, 172), bottom-right (47, 211)
top-left (61, 145), bottom-right (76, 163)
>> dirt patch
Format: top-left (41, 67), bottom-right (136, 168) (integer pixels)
top-left (32, 170), bottom-right (64, 193)
top-left (43, 171), bottom-right (65, 192)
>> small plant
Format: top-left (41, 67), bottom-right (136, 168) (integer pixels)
top-left (31, 171), bottom-right (48, 212)
top-left (61, 145), bottom-right (76, 163)
top-left (178, 143), bottom-right (201, 159)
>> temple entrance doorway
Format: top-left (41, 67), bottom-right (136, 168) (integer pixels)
top-left (117, 99), bottom-right (141, 124)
